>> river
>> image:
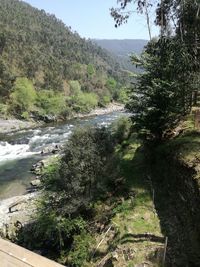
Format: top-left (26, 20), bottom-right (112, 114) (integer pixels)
top-left (0, 111), bottom-right (126, 199)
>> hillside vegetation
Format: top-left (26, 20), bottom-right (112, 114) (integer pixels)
top-left (0, 0), bottom-right (126, 120)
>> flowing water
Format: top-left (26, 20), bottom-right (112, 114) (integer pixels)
top-left (0, 111), bottom-right (126, 199)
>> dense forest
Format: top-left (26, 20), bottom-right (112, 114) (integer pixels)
top-left (0, 0), bottom-right (127, 120)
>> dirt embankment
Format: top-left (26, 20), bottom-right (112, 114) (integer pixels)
top-left (148, 133), bottom-right (200, 266)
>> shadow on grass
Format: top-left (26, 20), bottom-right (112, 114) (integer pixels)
top-left (120, 233), bottom-right (164, 244)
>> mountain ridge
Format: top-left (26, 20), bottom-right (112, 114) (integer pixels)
top-left (93, 39), bottom-right (148, 71)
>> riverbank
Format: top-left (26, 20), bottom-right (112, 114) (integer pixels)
top-left (0, 103), bottom-right (124, 134)
top-left (0, 119), bottom-right (38, 134)
top-left (0, 133), bottom-right (165, 266)
top-left (73, 102), bottom-right (124, 119)
top-left (0, 192), bottom-right (38, 238)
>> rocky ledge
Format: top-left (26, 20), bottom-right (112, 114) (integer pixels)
top-left (0, 192), bottom-right (39, 238)
top-left (0, 119), bottom-right (38, 134)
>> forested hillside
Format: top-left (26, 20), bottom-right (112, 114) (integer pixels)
top-left (0, 0), bottom-right (125, 120)
top-left (93, 39), bottom-right (147, 71)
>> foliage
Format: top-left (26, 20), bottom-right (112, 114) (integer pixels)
top-left (69, 80), bottom-right (82, 96)
top-left (111, 116), bottom-right (132, 143)
top-left (17, 211), bottom-right (87, 261)
top-left (67, 232), bottom-right (93, 267)
top-left (21, 111), bottom-right (30, 120)
top-left (87, 64), bottom-right (95, 76)
top-left (56, 126), bottom-right (117, 209)
top-left (0, 103), bottom-right (8, 118)
top-left (16, 124), bottom-right (128, 266)
top-left (9, 78), bottom-right (36, 116)
top-left (36, 90), bottom-right (66, 116)
top-left (111, 0), bottom-right (200, 141)
top-left (0, 0), bottom-right (125, 118)
top-left (0, 59), bottom-right (14, 100)
top-left (41, 159), bottom-right (61, 191)
top-left (69, 92), bottom-right (98, 113)
top-left (118, 87), bottom-right (129, 103)
top-left (127, 38), bottom-right (196, 140)
top-left (99, 95), bottom-right (111, 107)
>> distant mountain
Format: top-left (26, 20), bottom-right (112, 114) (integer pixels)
top-left (93, 39), bottom-right (148, 72)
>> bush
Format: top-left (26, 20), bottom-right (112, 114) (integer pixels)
top-left (75, 92), bottom-right (98, 112)
top-left (68, 232), bottom-right (93, 267)
top-left (69, 80), bottom-right (82, 95)
top-left (21, 111), bottom-right (29, 120)
top-left (0, 103), bottom-right (8, 118)
top-left (9, 77), bottom-right (36, 115)
top-left (16, 212), bottom-right (87, 261)
top-left (111, 117), bottom-right (132, 143)
top-left (99, 95), bottom-right (111, 107)
top-left (68, 80), bottom-right (98, 113)
top-left (118, 87), bottom-right (129, 104)
top-left (36, 90), bottom-right (66, 115)
top-left (59, 126), bottom-right (116, 204)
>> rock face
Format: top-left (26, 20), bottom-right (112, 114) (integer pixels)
top-left (0, 193), bottom-right (38, 239)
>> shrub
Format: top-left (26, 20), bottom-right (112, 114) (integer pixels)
top-left (118, 87), bottom-right (129, 103)
top-left (111, 117), bottom-right (132, 143)
top-left (16, 212), bottom-right (87, 261)
top-left (9, 77), bottom-right (36, 115)
top-left (0, 103), bottom-right (8, 117)
top-left (99, 95), bottom-right (111, 107)
top-left (68, 232), bottom-right (93, 267)
top-left (36, 90), bottom-right (66, 115)
top-left (75, 92), bottom-right (98, 112)
top-left (21, 111), bottom-right (29, 120)
top-left (69, 80), bottom-right (81, 95)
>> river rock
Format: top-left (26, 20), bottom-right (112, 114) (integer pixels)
top-left (41, 145), bottom-right (61, 155)
top-left (30, 179), bottom-right (41, 187)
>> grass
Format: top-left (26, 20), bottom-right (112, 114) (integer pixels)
top-left (92, 112), bottom-right (200, 266)
top-left (156, 112), bottom-right (200, 169)
top-left (92, 137), bottom-right (164, 267)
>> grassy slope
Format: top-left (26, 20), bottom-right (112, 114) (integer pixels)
top-left (90, 137), bottom-right (164, 267)
top-left (91, 113), bottom-right (200, 266)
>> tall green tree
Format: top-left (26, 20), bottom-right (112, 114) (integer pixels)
top-left (112, 0), bottom-right (200, 140)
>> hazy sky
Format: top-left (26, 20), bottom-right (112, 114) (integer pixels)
top-left (24, 0), bottom-right (159, 40)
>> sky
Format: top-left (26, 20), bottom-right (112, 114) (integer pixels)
top-left (24, 0), bottom-right (159, 40)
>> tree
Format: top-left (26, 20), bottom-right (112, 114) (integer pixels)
top-left (110, 0), bottom-right (156, 40)
top-left (9, 77), bottom-right (36, 115)
top-left (111, 0), bottom-right (200, 140)
top-left (59, 126), bottom-right (115, 207)
top-left (87, 64), bottom-right (95, 76)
